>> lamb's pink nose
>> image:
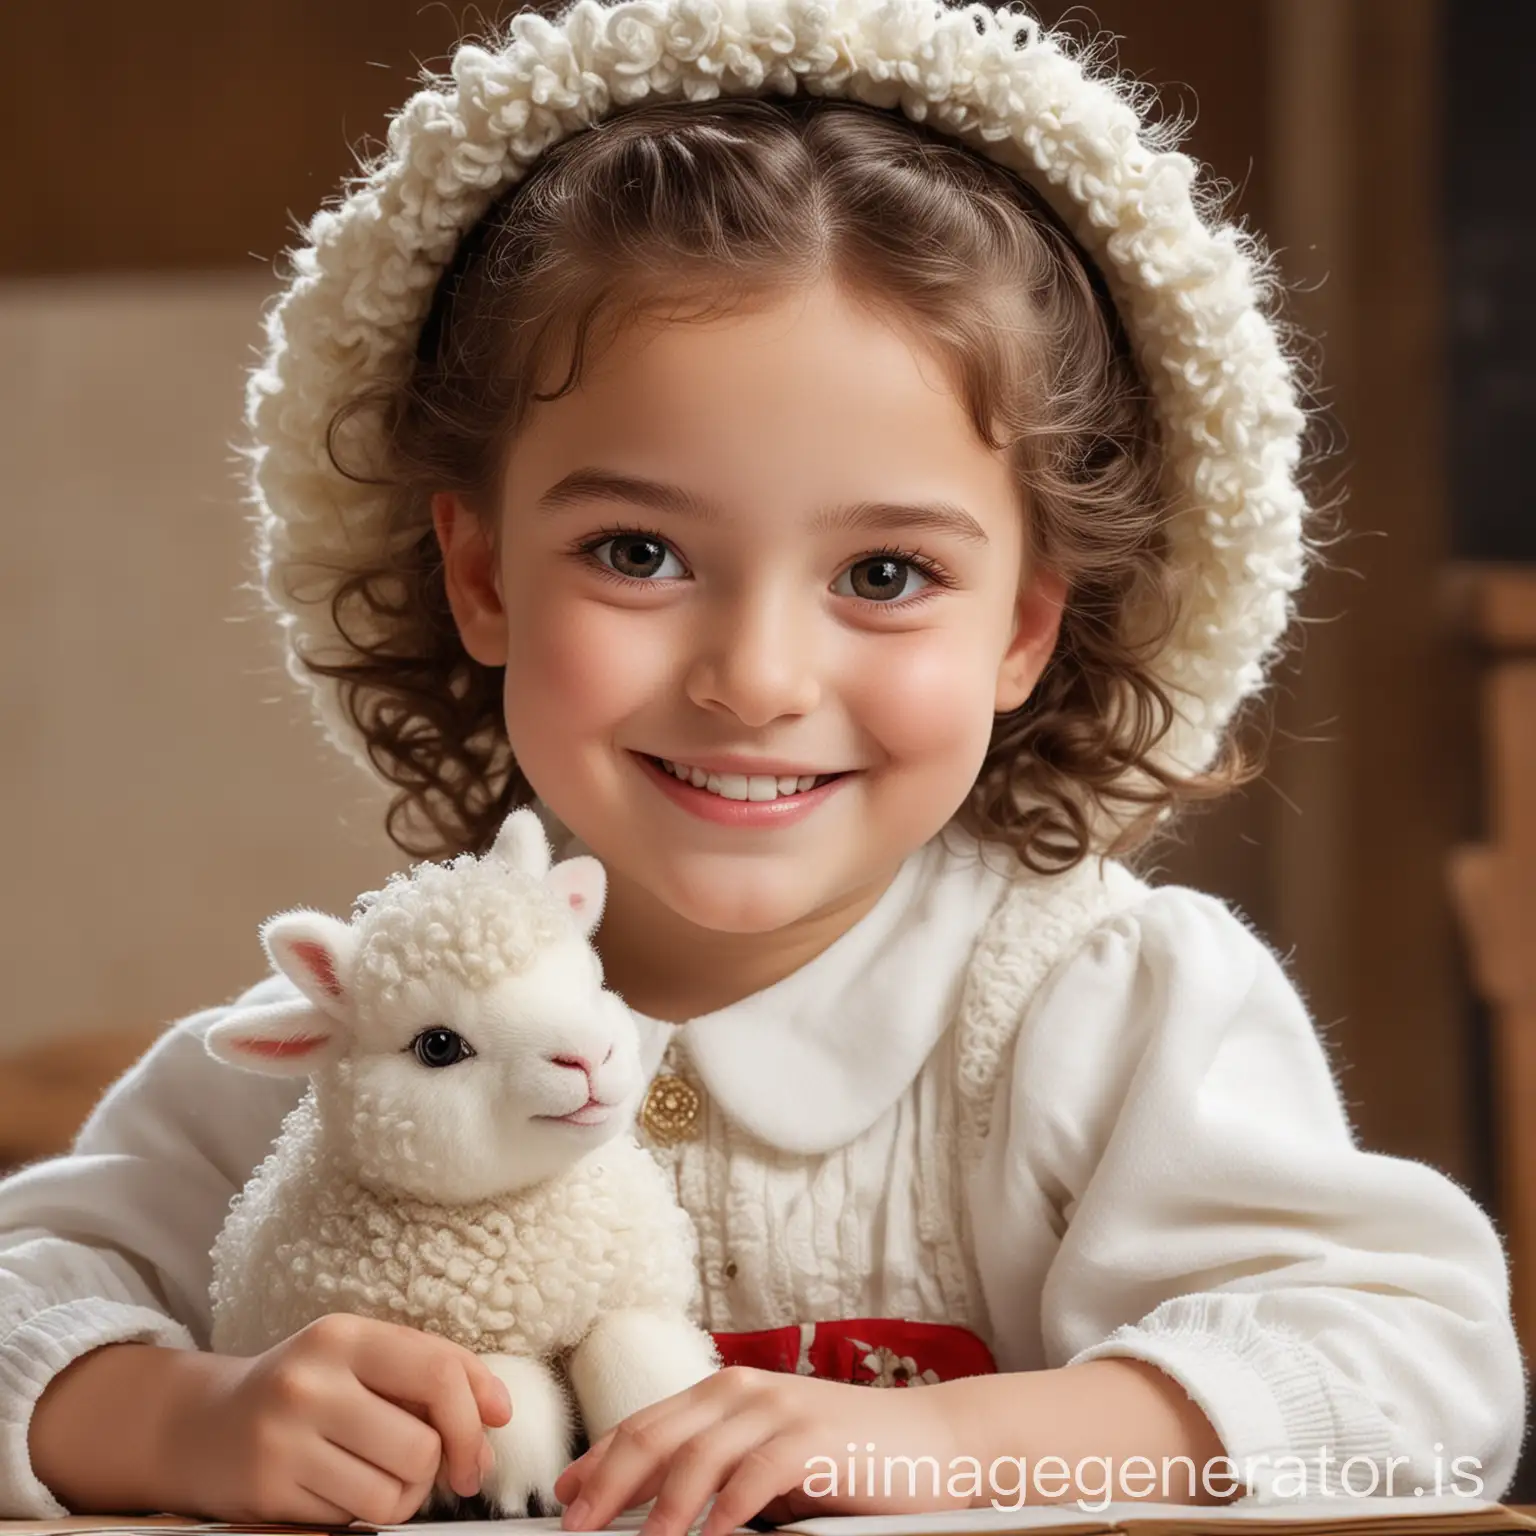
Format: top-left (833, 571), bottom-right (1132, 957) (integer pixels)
top-left (550, 1046), bottom-right (615, 1086)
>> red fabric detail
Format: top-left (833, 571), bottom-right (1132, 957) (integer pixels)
top-left (711, 1319), bottom-right (996, 1386)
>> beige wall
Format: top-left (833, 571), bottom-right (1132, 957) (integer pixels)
top-left (0, 274), bottom-right (400, 1054)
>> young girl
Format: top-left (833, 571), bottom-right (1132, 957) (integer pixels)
top-left (2, 0), bottom-right (1524, 1527)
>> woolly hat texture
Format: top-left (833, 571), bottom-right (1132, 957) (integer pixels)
top-left (246, 0), bottom-right (1308, 799)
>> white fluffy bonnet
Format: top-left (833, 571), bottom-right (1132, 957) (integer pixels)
top-left (246, 0), bottom-right (1308, 792)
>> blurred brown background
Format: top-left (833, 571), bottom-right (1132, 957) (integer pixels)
top-left (1, 0), bottom-right (1532, 1490)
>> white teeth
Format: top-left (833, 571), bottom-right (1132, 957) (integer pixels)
top-left (656, 757), bottom-right (830, 801)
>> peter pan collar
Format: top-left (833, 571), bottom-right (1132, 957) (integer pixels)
top-left (545, 806), bottom-right (1015, 1157)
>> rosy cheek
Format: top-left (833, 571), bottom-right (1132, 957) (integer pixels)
top-left (504, 586), bottom-right (676, 738)
top-left (849, 630), bottom-right (995, 762)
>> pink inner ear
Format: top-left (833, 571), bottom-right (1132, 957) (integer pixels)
top-left (568, 891), bottom-right (587, 910)
top-left (236, 1034), bottom-right (330, 1060)
top-left (292, 941), bottom-right (343, 998)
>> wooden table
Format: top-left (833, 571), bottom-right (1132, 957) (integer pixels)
top-left (0, 1027), bottom-right (162, 1173)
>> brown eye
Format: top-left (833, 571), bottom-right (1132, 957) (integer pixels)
top-left (836, 556), bottom-right (930, 603)
top-left (410, 1028), bottom-right (474, 1068)
top-left (592, 535), bottom-right (685, 581)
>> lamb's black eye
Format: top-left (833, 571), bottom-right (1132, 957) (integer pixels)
top-left (411, 1028), bottom-right (474, 1069)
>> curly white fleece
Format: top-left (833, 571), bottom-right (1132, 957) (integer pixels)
top-left (247, 0), bottom-right (1308, 808)
top-left (208, 1092), bottom-right (703, 1358)
top-left (349, 853), bottom-right (573, 1009)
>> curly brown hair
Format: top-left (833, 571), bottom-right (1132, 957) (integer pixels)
top-left (322, 90), bottom-right (1251, 872)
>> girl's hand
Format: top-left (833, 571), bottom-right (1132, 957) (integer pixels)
top-left (555, 1367), bottom-right (970, 1536)
top-left (173, 1314), bottom-right (512, 1524)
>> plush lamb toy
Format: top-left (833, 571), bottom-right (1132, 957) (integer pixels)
top-left (203, 807), bottom-right (718, 1517)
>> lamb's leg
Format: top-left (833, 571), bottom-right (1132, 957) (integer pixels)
top-left (568, 1308), bottom-right (720, 1441)
top-left (466, 1352), bottom-right (576, 1518)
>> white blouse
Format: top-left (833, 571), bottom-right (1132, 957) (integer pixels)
top-left (0, 831), bottom-right (1523, 1516)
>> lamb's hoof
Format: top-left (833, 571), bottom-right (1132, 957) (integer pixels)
top-left (433, 1487), bottom-right (558, 1519)
top-left (417, 1456), bottom-right (562, 1518)
top-left (415, 1490), bottom-right (497, 1522)
top-left (481, 1417), bottom-right (569, 1518)
top-left (417, 1486), bottom-right (560, 1521)
top-left (414, 1488), bottom-right (477, 1522)
top-left (474, 1479), bottom-right (562, 1519)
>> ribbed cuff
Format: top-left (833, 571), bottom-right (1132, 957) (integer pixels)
top-left (0, 1298), bottom-right (196, 1518)
top-left (1066, 1295), bottom-right (1395, 1502)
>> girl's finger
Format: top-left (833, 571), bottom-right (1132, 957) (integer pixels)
top-left (562, 1400), bottom-right (722, 1530)
top-left (465, 1355), bottom-right (514, 1427)
top-left (349, 1338), bottom-right (488, 1497)
top-left (298, 1439), bottom-right (416, 1527)
top-left (319, 1390), bottom-right (445, 1491)
top-left (638, 1413), bottom-right (782, 1536)
top-left (700, 1437), bottom-right (811, 1536)
top-left (555, 1424), bottom-right (618, 1502)
top-left (560, 1371), bottom-right (733, 1509)
top-left (284, 1487), bottom-right (360, 1527)
top-left (557, 1399), bottom-right (688, 1508)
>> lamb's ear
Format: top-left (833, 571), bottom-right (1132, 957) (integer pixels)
top-left (545, 855), bottom-right (606, 937)
top-left (204, 999), bottom-right (345, 1077)
top-left (490, 807), bottom-right (553, 878)
top-left (260, 911), bottom-right (358, 1020)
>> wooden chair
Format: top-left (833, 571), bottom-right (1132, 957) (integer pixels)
top-left (1447, 565), bottom-right (1536, 1351)
top-left (0, 1028), bottom-right (163, 1173)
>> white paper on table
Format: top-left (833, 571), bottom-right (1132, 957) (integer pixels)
top-left (23, 1492), bottom-right (1522, 1536)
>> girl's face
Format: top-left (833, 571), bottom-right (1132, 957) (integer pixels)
top-left (437, 277), bottom-right (1063, 936)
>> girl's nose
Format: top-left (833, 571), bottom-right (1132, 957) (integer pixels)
top-left (684, 590), bottom-right (822, 726)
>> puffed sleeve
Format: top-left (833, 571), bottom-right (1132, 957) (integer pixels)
top-left (0, 977), bottom-right (305, 1517)
top-left (970, 887), bottom-right (1526, 1500)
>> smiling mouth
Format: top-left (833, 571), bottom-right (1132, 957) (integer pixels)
top-left (536, 1099), bottom-right (613, 1127)
top-left (644, 755), bottom-right (846, 802)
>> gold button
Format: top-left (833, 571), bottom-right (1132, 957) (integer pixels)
top-left (641, 1072), bottom-right (702, 1145)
